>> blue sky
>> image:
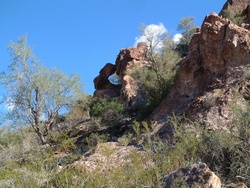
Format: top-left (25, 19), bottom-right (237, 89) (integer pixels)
top-left (0, 0), bottom-right (226, 96)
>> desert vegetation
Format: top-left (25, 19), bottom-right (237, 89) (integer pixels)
top-left (0, 98), bottom-right (249, 187)
top-left (221, 4), bottom-right (246, 25)
top-left (0, 11), bottom-right (250, 187)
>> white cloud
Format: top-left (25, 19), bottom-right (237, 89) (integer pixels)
top-left (173, 33), bottom-right (182, 43)
top-left (4, 101), bottom-right (15, 111)
top-left (134, 35), bottom-right (147, 46)
top-left (134, 23), bottom-right (167, 52)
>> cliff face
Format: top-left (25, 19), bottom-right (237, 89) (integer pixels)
top-left (151, 13), bottom-right (250, 129)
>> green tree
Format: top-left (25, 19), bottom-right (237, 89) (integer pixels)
top-left (132, 46), bottom-right (179, 101)
top-left (130, 35), bottom-right (180, 116)
top-left (0, 35), bottom-right (84, 145)
top-left (176, 17), bottom-right (196, 56)
top-left (139, 23), bottom-right (168, 56)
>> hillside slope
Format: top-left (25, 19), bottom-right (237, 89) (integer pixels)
top-left (152, 12), bottom-right (250, 132)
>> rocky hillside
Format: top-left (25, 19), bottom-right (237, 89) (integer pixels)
top-left (88, 1), bottom-right (250, 186)
top-left (93, 2), bottom-right (250, 131)
top-left (152, 12), bottom-right (250, 131)
top-left (1, 1), bottom-right (249, 187)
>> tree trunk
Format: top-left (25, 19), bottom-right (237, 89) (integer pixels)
top-left (38, 132), bottom-right (47, 145)
top-left (40, 136), bottom-right (47, 145)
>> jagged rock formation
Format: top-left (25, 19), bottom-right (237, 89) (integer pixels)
top-left (151, 12), bottom-right (250, 130)
top-left (115, 42), bottom-right (148, 77)
top-left (93, 63), bottom-right (121, 98)
top-left (162, 163), bottom-right (221, 188)
top-left (93, 42), bottom-right (150, 110)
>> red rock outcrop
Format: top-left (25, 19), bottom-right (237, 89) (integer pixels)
top-left (115, 42), bottom-right (148, 77)
top-left (93, 42), bottom-right (149, 109)
top-left (151, 12), bottom-right (250, 129)
top-left (94, 63), bottom-right (116, 90)
top-left (93, 63), bottom-right (121, 98)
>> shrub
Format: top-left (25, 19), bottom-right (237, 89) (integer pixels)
top-left (221, 4), bottom-right (246, 25)
top-left (66, 94), bottom-right (92, 124)
top-left (129, 47), bottom-right (180, 118)
top-left (85, 133), bottom-right (110, 152)
top-left (1, 92), bottom-right (249, 187)
top-left (90, 98), bottom-right (124, 122)
top-left (49, 130), bottom-right (77, 153)
top-left (118, 133), bottom-right (133, 146)
top-left (168, 105), bottom-right (250, 186)
top-left (0, 126), bottom-right (55, 187)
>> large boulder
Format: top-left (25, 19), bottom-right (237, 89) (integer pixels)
top-left (162, 163), bottom-right (221, 188)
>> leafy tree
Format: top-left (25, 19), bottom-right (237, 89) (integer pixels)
top-left (130, 24), bottom-right (181, 116)
top-left (133, 46), bottom-right (180, 100)
top-left (0, 35), bottom-right (84, 145)
top-left (130, 34), bottom-right (180, 116)
top-left (139, 23), bottom-right (168, 55)
top-left (176, 17), bottom-right (196, 56)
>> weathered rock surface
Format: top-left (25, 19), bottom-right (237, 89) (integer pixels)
top-left (93, 42), bottom-right (149, 110)
top-left (70, 142), bottom-right (147, 172)
top-left (90, 3), bottom-right (250, 186)
top-left (151, 13), bottom-right (250, 130)
top-left (94, 63), bottom-right (116, 90)
top-left (115, 42), bottom-right (148, 77)
top-left (162, 163), bottom-right (221, 188)
top-left (93, 63), bottom-right (121, 98)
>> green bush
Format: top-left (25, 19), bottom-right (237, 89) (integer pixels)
top-left (130, 47), bottom-right (180, 118)
top-left (221, 4), bottom-right (246, 25)
top-left (0, 94), bottom-right (249, 187)
top-left (42, 167), bottom-right (86, 188)
top-left (50, 130), bottom-right (77, 153)
top-left (166, 106), bottom-right (250, 186)
top-left (66, 94), bottom-right (91, 123)
top-left (90, 98), bottom-right (124, 122)
top-left (85, 133), bottom-right (110, 152)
